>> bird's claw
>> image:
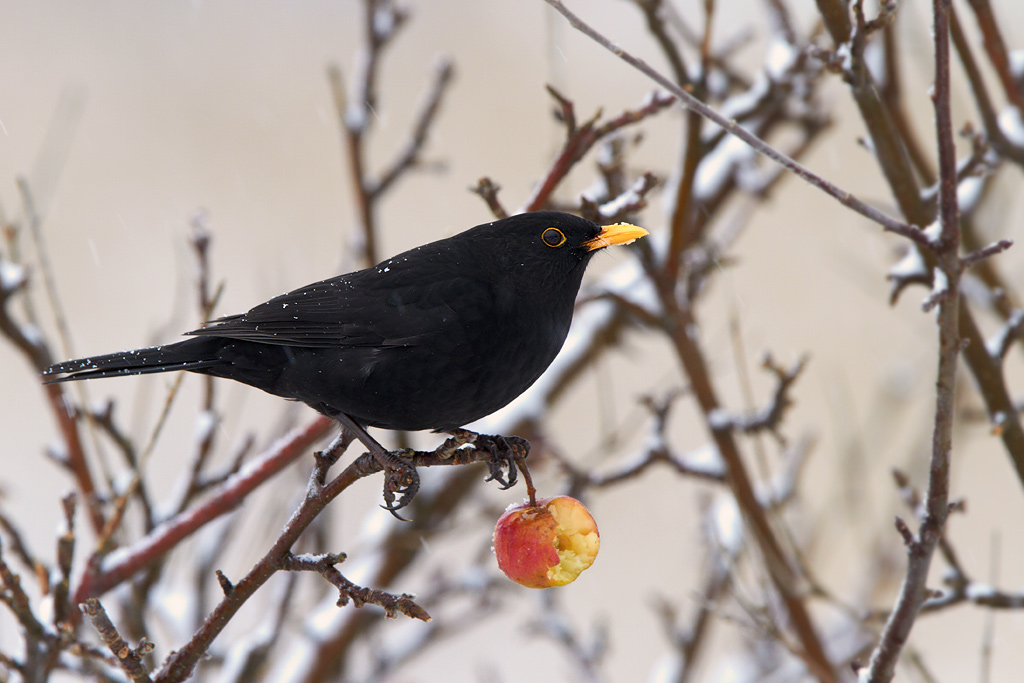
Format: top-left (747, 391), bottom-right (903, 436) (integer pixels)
top-left (370, 430), bottom-right (530, 517)
top-left (375, 448), bottom-right (420, 519)
top-left (471, 433), bottom-right (530, 490)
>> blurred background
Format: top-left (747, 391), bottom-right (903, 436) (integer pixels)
top-left (3, 1), bottom-right (1024, 681)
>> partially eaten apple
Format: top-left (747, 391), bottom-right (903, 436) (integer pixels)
top-left (492, 495), bottom-right (600, 588)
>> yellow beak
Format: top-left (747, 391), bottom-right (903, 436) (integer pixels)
top-left (582, 223), bottom-right (649, 251)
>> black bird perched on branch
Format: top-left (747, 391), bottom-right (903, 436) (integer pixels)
top-left (44, 211), bottom-right (646, 506)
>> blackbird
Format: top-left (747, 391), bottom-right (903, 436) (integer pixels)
top-left (44, 211), bottom-right (647, 435)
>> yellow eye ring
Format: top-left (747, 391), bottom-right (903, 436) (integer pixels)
top-left (542, 227), bottom-right (566, 248)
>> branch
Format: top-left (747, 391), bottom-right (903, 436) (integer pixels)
top-left (948, 5), bottom-right (1024, 166)
top-left (82, 599), bottom-right (154, 683)
top-left (0, 537), bottom-right (47, 643)
top-left (52, 494), bottom-right (76, 627)
top-left (863, 473), bottom-right (1024, 619)
top-left (653, 264), bottom-right (835, 679)
top-left (986, 309), bottom-right (1024, 364)
top-left (652, 553), bottom-right (733, 683)
top-left (544, 0), bottom-right (931, 249)
top-left (155, 429), bottom-right (535, 682)
top-left (965, 0), bottom-right (1024, 115)
top-left (524, 87), bottom-right (674, 212)
top-left (72, 416), bottom-right (333, 605)
top-left (328, 0), bottom-right (407, 267)
top-left (281, 552), bottom-right (429, 621)
top-left (370, 57), bottom-right (454, 198)
top-left (575, 391), bottom-right (726, 491)
top-left (707, 354), bottom-right (808, 444)
top-left (961, 239), bottom-right (1013, 271)
top-left (0, 509), bottom-right (39, 575)
top-left (470, 177), bottom-right (508, 219)
top-left (586, 171), bottom-right (659, 224)
top-left (865, 2), bottom-right (962, 679)
top-left (0, 254), bottom-right (104, 535)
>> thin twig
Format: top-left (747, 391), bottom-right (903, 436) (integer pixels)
top-left (370, 57), bottom-right (454, 198)
top-left (525, 87), bottom-right (674, 211)
top-left (329, 0), bottom-right (408, 267)
top-left (470, 177), bottom-right (508, 219)
top-left (865, 1), bottom-right (962, 679)
top-left (52, 494), bottom-right (76, 627)
top-left (0, 251), bottom-right (105, 534)
top-left (281, 552), bottom-right (429, 621)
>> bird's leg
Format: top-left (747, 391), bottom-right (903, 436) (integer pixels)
top-left (312, 429), bottom-right (358, 486)
top-left (429, 429), bottom-right (479, 459)
top-left (331, 413), bottom-right (419, 516)
top-left (442, 429), bottom-right (530, 491)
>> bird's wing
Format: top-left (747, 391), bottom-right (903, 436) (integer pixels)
top-left (185, 254), bottom-right (490, 349)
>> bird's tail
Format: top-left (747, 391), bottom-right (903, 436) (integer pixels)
top-left (42, 338), bottom-right (223, 383)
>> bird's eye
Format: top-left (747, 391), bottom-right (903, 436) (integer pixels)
top-left (542, 227), bottom-right (566, 248)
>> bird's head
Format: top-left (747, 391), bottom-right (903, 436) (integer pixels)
top-left (477, 211), bottom-right (648, 293)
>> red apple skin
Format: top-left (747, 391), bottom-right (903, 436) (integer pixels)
top-left (493, 496), bottom-right (600, 588)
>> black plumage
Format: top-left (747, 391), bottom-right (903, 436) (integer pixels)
top-left (43, 211), bottom-right (646, 432)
